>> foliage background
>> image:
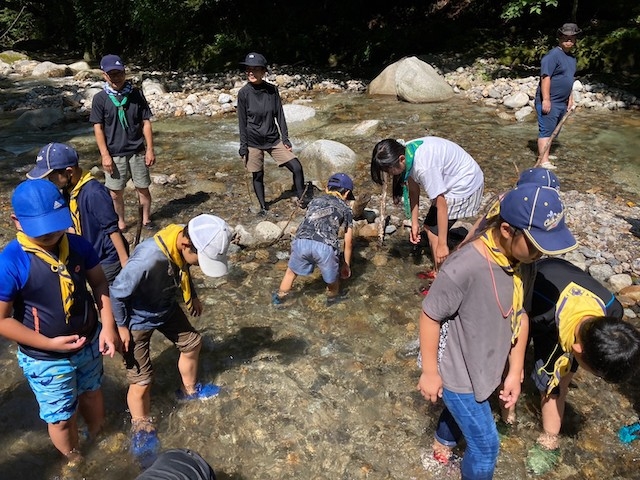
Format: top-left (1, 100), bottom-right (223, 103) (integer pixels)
top-left (0, 0), bottom-right (638, 87)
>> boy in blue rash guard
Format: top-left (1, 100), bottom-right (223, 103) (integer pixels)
top-left (535, 23), bottom-right (581, 169)
top-left (109, 214), bottom-right (232, 459)
top-left (0, 179), bottom-right (118, 464)
top-left (28, 142), bottom-right (129, 283)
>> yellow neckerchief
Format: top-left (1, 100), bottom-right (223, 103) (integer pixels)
top-left (479, 229), bottom-right (524, 343)
top-left (153, 224), bottom-right (193, 310)
top-left (325, 189), bottom-right (345, 201)
top-left (68, 169), bottom-right (95, 235)
top-left (16, 231), bottom-right (74, 324)
top-left (542, 282), bottom-right (606, 394)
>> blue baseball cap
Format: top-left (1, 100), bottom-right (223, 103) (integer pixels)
top-left (327, 172), bottom-right (355, 200)
top-left (27, 142), bottom-right (79, 179)
top-left (100, 54), bottom-right (125, 72)
top-left (12, 179), bottom-right (72, 237)
top-left (516, 167), bottom-right (560, 190)
top-left (500, 184), bottom-right (577, 255)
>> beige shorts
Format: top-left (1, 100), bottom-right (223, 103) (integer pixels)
top-left (245, 142), bottom-right (296, 173)
top-left (123, 307), bottom-right (201, 385)
top-left (104, 153), bottom-right (151, 190)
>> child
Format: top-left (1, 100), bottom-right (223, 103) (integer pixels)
top-left (370, 137), bottom-right (484, 270)
top-left (28, 142), bottom-right (129, 283)
top-left (0, 179), bottom-right (118, 463)
top-left (109, 213), bottom-right (232, 458)
top-left (272, 173), bottom-right (354, 306)
top-left (90, 54), bottom-right (156, 231)
top-left (237, 52), bottom-right (307, 215)
top-left (417, 184), bottom-right (577, 479)
top-left (525, 257), bottom-right (640, 474)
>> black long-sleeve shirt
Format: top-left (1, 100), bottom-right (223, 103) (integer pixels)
top-left (237, 81), bottom-right (289, 150)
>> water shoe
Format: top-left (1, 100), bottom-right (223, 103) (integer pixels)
top-left (176, 382), bottom-right (221, 402)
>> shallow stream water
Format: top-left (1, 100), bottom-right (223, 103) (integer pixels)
top-left (1, 92), bottom-right (640, 479)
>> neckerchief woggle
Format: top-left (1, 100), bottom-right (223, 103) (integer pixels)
top-left (68, 169), bottom-right (95, 235)
top-left (17, 231), bottom-right (75, 324)
top-left (402, 140), bottom-right (422, 219)
top-left (153, 224), bottom-right (194, 311)
top-left (104, 81), bottom-right (133, 130)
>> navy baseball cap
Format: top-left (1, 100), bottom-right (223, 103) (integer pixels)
top-left (500, 184), bottom-right (577, 255)
top-left (100, 54), bottom-right (125, 72)
top-left (327, 173), bottom-right (355, 200)
top-left (12, 179), bottom-right (72, 237)
top-left (240, 52), bottom-right (268, 69)
top-left (516, 167), bottom-right (560, 190)
top-left (27, 142), bottom-right (79, 179)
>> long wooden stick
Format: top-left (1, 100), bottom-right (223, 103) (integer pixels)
top-left (378, 172), bottom-right (388, 246)
top-left (534, 106), bottom-right (576, 167)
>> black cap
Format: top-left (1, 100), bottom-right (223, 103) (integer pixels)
top-left (240, 52), bottom-right (267, 68)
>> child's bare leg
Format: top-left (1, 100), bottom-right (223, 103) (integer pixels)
top-left (425, 228), bottom-right (439, 272)
top-left (178, 343), bottom-right (202, 395)
top-left (78, 388), bottom-right (105, 438)
top-left (48, 414), bottom-right (80, 458)
top-left (278, 268), bottom-right (297, 296)
top-left (127, 383), bottom-right (152, 425)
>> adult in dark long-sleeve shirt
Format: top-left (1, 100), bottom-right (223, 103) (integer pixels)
top-left (237, 52), bottom-right (306, 216)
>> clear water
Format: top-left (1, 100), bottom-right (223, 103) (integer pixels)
top-left (0, 92), bottom-right (639, 479)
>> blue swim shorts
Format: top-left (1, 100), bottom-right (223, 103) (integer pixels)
top-left (17, 330), bottom-right (104, 424)
top-left (288, 238), bottom-right (340, 284)
top-left (536, 102), bottom-right (568, 138)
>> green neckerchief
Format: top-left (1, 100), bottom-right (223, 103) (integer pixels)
top-left (108, 94), bottom-right (129, 130)
top-left (402, 140), bottom-right (423, 218)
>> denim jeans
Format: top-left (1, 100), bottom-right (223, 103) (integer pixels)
top-left (436, 389), bottom-right (499, 480)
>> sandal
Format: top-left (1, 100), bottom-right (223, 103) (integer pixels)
top-left (417, 270), bottom-right (437, 280)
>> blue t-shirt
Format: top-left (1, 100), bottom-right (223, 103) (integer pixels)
top-left (0, 234), bottom-right (101, 360)
top-left (535, 46), bottom-right (577, 105)
top-left (74, 178), bottom-right (121, 265)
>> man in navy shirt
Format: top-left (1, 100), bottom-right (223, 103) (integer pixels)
top-left (28, 142), bottom-right (129, 283)
top-left (535, 23), bottom-right (581, 170)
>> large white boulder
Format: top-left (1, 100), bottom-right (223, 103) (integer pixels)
top-left (283, 104), bottom-right (316, 123)
top-left (395, 57), bottom-right (454, 103)
top-left (299, 139), bottom-right (357, 183)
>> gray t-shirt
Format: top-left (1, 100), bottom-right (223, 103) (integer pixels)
top-left (422, 243), bottom-right (534, 402)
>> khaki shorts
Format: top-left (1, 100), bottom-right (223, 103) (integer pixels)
top-left (123, 307), bottom-right (201, 385)
top-left (104, 153), bottom-right (151, 190)
top-left (245, 142), bottom-right (296, 173)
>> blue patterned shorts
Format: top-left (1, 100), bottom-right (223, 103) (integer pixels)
top-left (17, 332), bottom-right (104, 424)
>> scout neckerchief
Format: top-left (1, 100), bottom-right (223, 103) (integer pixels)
top-left (16, 231), bottom-right (74, 324)
top-left (479, 230), bottom-right (524, 343)
top-left (153, 224), bottom-right (194, 311)
top-left (540, 282), bottom-right (605, 394)
top-left (68, 169), bottom-right (95, 235)
top-left (401, 140), bottom-right (422, 219)
top-left (104, 81), bottom-right (133, 130)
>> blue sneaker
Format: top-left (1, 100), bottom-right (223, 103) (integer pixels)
top-left (176, 382), bottom-right (221, 402)
top-left (130, 428), bottom-right (160, 468)
top-left (619, 421), bottom-right (640, 444)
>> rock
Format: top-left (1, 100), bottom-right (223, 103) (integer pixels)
top-left (142, 78), bottom-right (166, 96)
top-left (617, 295), bottom-right (636, 308)
top-left (350, 120), bottom-right (380, 136)
top-left (395, 57), bottom-right (454, 103)
top-left (32, 61), bottom-right (68, 78)
top-left (218, 93), bottom-right (232, 104)
top-left (68, 61), bottom-right (90, 73)
top-left (624, 308), bottom-right (637, 319)
top-left (357, 223), bottom-right (380, 238)
top-left (368, 62), bottom-right (399, 96)
top-left (371, 253), bottom-right (388, 266)
top-left (14, 107), bottom-right (64, 129)
top-left (299, 140), bottom-right (357, 183)
top-left (254, 221), bottom-right (283, 244)
top-left (514, 106), bottom-right (534, 121)
top-left (588, 263), bottom-right (614, 283)
top-left (503, 92), bottom-right (530, 109)
top-left (283, 104), bottom-right (316, 123)
top-left (619, 285), bottom-right (640, 302)
top-left (609, 273), bottom-right (633, 293)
